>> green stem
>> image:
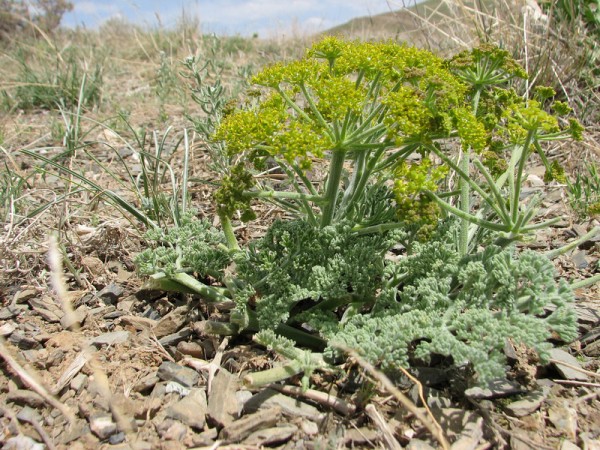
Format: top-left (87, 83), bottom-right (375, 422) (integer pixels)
top-left (571, 274), bottom-right (600, 290)
top-left (337, 150), bottom-right (367, 219)
top-left (429, 193), bottom-right (509, 232)
top-left (231, 308), bottom-right (327, 350)
top-left (546, 226), bottom-right (600, 260)
top-left (512, 129), bottom-right (536, 223)
top-left (151, 272), bottom-right (232, 303)
top-left (202, 320), bottom-right (240, 336)
top-left (243, 360), bottom-right (304, 387)
top-left (218, 212), bottom-right (240, 251)
top-left (276, 323), bottom-right (327, 350)
top-left (321, 149), bottom-right (347, 227)
top-left (459, 146), bottom-right (470, 257)
top-left (242, 190), bottom-right (326, 204)
top-left (352, 221), bottom-right (406, 235)
top-left (300, 82), bottom-right (332, 134)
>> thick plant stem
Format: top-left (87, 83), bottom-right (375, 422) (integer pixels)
top-left (458, 147), bottom-right (470, 257)
top-left (321, 149), bottom-right (347, 227)
top-left (457, 88), bottom-right (483, 256)
top-left (546, 226), bottom-right (600, 260)
top-left (242, 190), bottom-right (326, 204)
top-left (243, 361), bottom-right (304, 387)
top-left (146, 272), bottom-right (232, 303)
top-left (512, 130), bottom-right (535, 225)
top-left (571, 273), bottom-right (600, 290)
top-left (218, 211), bottom-right (240, 251)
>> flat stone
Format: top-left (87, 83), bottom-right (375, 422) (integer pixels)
top-left (131, 441), bottom-right (153, 450)
top-left (157, 361), bottom-right (200, 388)
top-left (219, 407), bottom-right (282, 442)
top-left (406, 439), bottom-right (437, 450)
top-left (156, 419), bottom-right (188, 441)
top-left (13, 289), bottom-right (38, 304)
top-left (580, 434), bottom-right (600, 450)
top-left (89, 414), bottom-right (117, 440)
top-left (158, 327), bottom-right (193, 347)
top-left (465, 379), bottom-right (524, 399)
top-left (3, 435), bottom-right (44, 450)
top-left (165, 382), bottom-right (190, 396)
top-left (89, 330), bottom-right (130, 347)
top-left (0, 306), bottom-right (23, 320)
top-left (57, 420), bottom-right (90, 444)
top-left (103, 310), bottom-right (127, 319)
top-left (177, 341), bottom-right (204, 358)
top-left (0, 305), bottom-right (28, 319)
top-left (119, 315), bottom-right (156, 331)
top-left (108, 432), bottom-right (126, 445)
top-left (153, 306), bottom-right (189, 338)
top-left (133, 373), bottom-right (159, 393)
top-left (560, 441), bottom-right (581, 450)
top-left (70, 373), bottom-right (88, 393)
top-left (16, 406), bottom-right (43, 424)
top-left (208, 369), bottom-right (240, 427)
top-left (166, 388), bottom-right (207, 430)
top-left (8, 332), bottom-right (40, 350)
top-left (549, 348), bottom-right (589, 381)
top-left (429, 408), bottom-right (481, 439)
top-left (244, 389), bottom-right (324, 422)
top-left (504, 387), bottom-right (550, 417)
top-left (526, 174), bottom-right (544, 187)
top-left (0, 321), bottom-right (17, 336)
top-left (344, 427), bottom-right (381, 446)
top-left (572, 251), bottom-right (589, 270)
top-left (301, 420), bottom-right (319, 436)
top-left (31, 306), bottom-right (62, 322)
top-left (60, 309), bottom-right (86, 330)
top-left (117, 297), bottom-right (136, 312)
top-left (244, 424), bottom-right (297, 446)
top-left (548, 401), bottom-right (578, 440)
top-left (97, 283), bottom-right (125, 304)
top-left (189, 428), bottom-right (218, 447)
top-left (28, 296), bottom-right (63, 322)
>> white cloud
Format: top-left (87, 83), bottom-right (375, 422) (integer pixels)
top-left (74, 1), bottom-right (120, 15)
top-left (197, 0), bottom-right (317, 25)
top-left (63, 0), bottom-right (407, 34)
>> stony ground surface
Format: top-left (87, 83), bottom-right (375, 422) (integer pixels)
top-left (1, 113), bottom-right (599, 450)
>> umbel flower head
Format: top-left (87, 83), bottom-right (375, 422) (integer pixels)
top-left (215, 37), bottom-right (469, 171)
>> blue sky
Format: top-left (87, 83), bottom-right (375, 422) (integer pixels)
top-left (63, 0), bottom-right (410, 36)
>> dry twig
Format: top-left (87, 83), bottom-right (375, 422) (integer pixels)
top-left (339, 346), bottom-right (451, 450)
top-left (365, 403), bottom-right (402, 450)
top-left (0, 338), bottom-right (75, 424)
top-left (268, 383), bottom-right (356, 416)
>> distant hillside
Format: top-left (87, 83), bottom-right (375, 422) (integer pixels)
top-left (321, 0), bottom-right (495, 51)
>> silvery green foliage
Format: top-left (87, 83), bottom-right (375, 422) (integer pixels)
top-left (329, 221), bottom-right (577, 382)
top-left (135, 214), bottom-right (231, 279)
top-left (234, 218), bottom-right (404, 331)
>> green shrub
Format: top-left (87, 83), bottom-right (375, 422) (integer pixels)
top-left (133, 37), bottom-right (581, 386)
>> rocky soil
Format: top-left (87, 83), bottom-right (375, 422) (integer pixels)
top-left (1, 133), bottom-right (599, 449)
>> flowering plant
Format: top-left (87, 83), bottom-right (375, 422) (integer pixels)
top-left (137, 38), bottom-right (582, 386)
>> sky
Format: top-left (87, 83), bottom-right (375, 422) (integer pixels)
top-left (62, 0), bottom-right (412, 36)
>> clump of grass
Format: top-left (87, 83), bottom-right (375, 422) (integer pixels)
top-left (567, 162), bottom-right (600, 219)
top-left (2, 42), bottom-right (103, 111)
